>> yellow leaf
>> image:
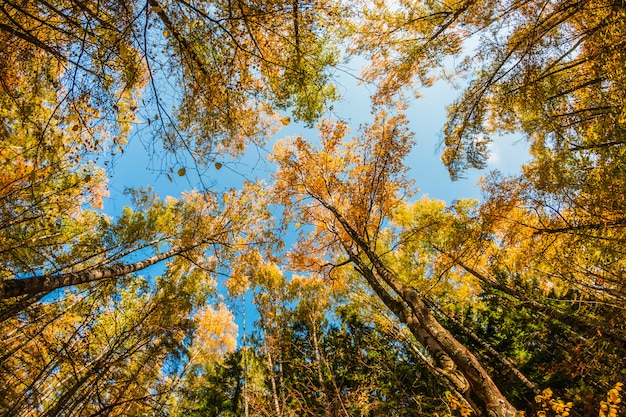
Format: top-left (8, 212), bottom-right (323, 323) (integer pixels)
top-left (177, 167), bottom-right (186, 176)
top-left (119, 42), bottom-right (129, 59)
top-left (191, 304), bottom-right (238, 363)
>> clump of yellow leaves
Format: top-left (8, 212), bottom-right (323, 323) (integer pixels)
top-left (534, 388), bottom-right (573, 417)
top-left (445, 391), bottom-right (473, 417)
top-left (225, 266), bottom-right (251, 298)
top-left (515, 384), bottom-right (623, 417)
top-left (190, 304), bottom-right (238, 364)
top-left (599, 383), bottom-right (623, 417)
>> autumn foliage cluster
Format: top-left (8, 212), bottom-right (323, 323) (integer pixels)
top-left (1, 0), bottom-right (625, 416)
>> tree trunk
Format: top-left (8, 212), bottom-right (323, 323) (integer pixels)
top-left (324, 202), bottom-right (517, 417)
top-left (353, 255), bottom-right (517, 416)
top-left (0, 246), bottom-right (186, 300)
top-left (262, 328), bottom-right (283, 417)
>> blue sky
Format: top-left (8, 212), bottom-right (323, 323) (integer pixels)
top-left (103, 64), bottom-right (530, 214)
top-left (99, 58), bottom-right (530, 342)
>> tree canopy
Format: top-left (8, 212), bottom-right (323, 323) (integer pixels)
top-left (1, 0), bottom-right (624, 416)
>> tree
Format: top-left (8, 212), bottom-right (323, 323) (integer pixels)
top-left (1, 183), bottom-right (273, 304)
top-left (181, 253), bottom-right (454, 417)
top-left (0, 0), bottom-right (343, 340)
top-left (350, 0), bottom-right (626, 180)
top-left (271, 108), bottom-right (520, 416)
top-left (350, 0), bottom-right (626, 319)
top-left (1, 0), bottom-right (317, 309)
top-left (0, 0), bottom-right (346, 166)
top-left (390, 194), bottom-right (626, 415)
top-left (4, 1), bottom-right (625, 415)
top-left (1, 270), bottom-right (211, 416)
top-left (0, 179), bottom-right (274, 415)
top-left (1, 1), bottom-right (343, 414)
top-left (349, 4), bottom-right (626, 413)
top-left (0, 0), bottom-right (340, 310)
top-left (0, 53), bottom-right (109, 313)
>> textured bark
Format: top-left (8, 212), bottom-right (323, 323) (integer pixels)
top-left (353, 259), bottom-right (471, 393)
top-left (0, 247), bottom-right (186, 300)
top-left (353, 254), bottom-right (517, 416)
top-left (325, 201), bottom-right (517, 417)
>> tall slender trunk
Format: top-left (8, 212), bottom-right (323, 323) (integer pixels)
top-left (309, 313), bottom-right (350, 417)
top-left (0, 246), bottom-right (187, 300)
top-left (309, 315), bottom-right (334, 415)
top-left (277, 347), bottom-right (287, 413)
top-left (263, 328), bottom-right (283, 417)
top-left (241, 296), bottom-right (249, 417)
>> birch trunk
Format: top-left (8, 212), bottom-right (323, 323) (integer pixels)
top-left (0, 246), bottom-right (186, 300)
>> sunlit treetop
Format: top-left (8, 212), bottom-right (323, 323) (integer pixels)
top-left (0, 0), bottom-right (347, 167)
top-left (271, 105), bottom-right (414, 272)
top-left (350, 0), bottom-right (626, 182)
